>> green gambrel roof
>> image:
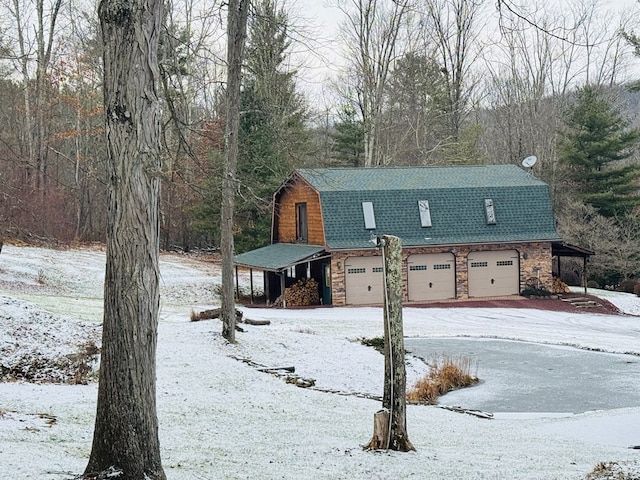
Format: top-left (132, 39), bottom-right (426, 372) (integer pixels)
top-left (295, 165), bottom-right (561, 249)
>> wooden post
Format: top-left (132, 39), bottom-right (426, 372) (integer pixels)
top-left (249, 268), bottom-right (254, 304)
top-left (365, 235), bottom-right (415, 452)
top-left (235, 265), bottom-right (240, 300)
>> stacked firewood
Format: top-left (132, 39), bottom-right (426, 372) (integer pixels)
top-left (551, 277), bottom-right (570, 294)
top-left (274, 278), bottom-right (320, 307)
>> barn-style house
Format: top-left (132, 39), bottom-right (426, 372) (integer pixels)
top-left (234, 165), bottom-right (576, 307)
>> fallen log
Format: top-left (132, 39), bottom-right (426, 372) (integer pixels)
top-left (192, 308), bottom-right (243, 322)
top-left (257, 366), bottom-right (295, 373)
top-left (244, 318), bottom-right (271, 326)
top-left (438, 405), bottom-right (494, 419)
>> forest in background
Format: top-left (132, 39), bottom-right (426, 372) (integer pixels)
top-left (1, 0), bottom-right (640, 287)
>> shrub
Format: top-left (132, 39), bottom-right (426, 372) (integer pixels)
top-left (619, 278), bottom-right (639, 294)
top-left (407, 354), bottom-right (478, 404)
top-left (587, 280), bottom-right (601, 289)
top-left (521, 285), bottom-right (552, 297)
top-left (360, 336), bottom-right (384, 353)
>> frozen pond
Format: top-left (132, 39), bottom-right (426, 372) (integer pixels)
top-left (405, 337), bottom-right (640, 414)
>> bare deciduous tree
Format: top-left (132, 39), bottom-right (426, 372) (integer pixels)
top-left (336, 0), bottom-right (411, 167)
top-left (221, 0), bottom-right (249, 343)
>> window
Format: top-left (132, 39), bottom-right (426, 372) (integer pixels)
top-left (433, 264), bottom-right (451, 270)
top-left (372, 267), bottom-right (383, 273)
top-left (484, 198), bottom-right (497, 224)
top-left (296, 202), bottom-right (308, 243)
top-left (409, 265), bottom-right (428, 271)
top-left (497, 260), bottom-right (514, 266)
top-left (470, 261), bottom-right (488, 268)
top-left (347, 267), bottom-right (366, 274)
top-left (362, 201), bottom-right (376, 229)
top-left (418, 200), bottom-right (432, 227)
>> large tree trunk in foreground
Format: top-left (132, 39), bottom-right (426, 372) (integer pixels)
top-left (85, 0), bottom-right (166, 478)
top-left (365, 235), bottom-right (415, 452)
top-left (220, 0), bottom-right (249, 343)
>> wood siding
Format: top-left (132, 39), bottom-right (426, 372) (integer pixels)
top-left (274, 179), bottom-right (325, 245)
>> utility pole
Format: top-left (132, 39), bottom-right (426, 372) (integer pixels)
top-left (365, 234), bottom-right (415, 452)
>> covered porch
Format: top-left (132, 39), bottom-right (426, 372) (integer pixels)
top-left (552, 242), bottom-right (594, 294)
top-left (233, 243), bottom-right (332, 307)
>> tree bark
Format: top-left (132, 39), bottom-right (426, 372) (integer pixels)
top-left (220, 0), bottom-right (249, 343)
top-left (365, 235), bottom-right (415, 452)
top-left (85, 0), bottom-right (166, 479)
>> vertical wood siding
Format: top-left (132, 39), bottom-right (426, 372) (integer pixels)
top-left (275, 181), bottom-right (325, 245)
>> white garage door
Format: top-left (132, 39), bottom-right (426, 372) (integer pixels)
top-left (468, 250), bottom-right (519, 298)
top-left (345, 256), bottom-right (383, 305)
top-left (407, 253), bottom-right (456, 302)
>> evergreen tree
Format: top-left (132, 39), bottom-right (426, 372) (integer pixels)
top-left (330, 104), bottom-right (364, 166)
top-left (558, 85), bottom-right (640, 217)
top-left (235, 0), bottom-right (310, 252)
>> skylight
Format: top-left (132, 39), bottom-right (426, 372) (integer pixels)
top-left (362, 201), bottom-right (376, 229)
top-left (418, 200), bottom-right (432, 227)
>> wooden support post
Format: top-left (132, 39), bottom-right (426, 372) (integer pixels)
top-left (280, 272), bottom-right (286, 308)
top-left (249, 268), bottom-right (254, 304)
top-left (235, 265), bottom-right (240, 300)
top-left (365, 235), bottom-right (415, 452)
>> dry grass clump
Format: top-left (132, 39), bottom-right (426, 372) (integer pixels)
top-left (407, 354), bottom-right (478, 405)
top-left (586, 461), bottom-right (640, 480)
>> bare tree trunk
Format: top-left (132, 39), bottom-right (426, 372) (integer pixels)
top-left (365, 235), bottom-right (414, 452)
top-left (220, 0), bottom-right (249, 343)
top-left (419, 0), bottom-right (483, 142)
top-left (12, 0), bottom-right (35, 186)
top-left (338, 0), bottom-right (409, 167)
top-left (85, 0), bottom-right (166, 478)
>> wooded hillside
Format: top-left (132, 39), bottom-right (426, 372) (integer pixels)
top-left (1, 0), bottom-right (639, 286)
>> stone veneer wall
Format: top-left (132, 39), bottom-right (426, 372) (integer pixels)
top-left (330, 242), bottom-right (554, 306)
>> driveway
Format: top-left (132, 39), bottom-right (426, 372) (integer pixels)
top-left (405, 337), bottom-right (640, 415)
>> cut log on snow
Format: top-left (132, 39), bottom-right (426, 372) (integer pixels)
top-left (192, 308), bottom-right (243, 322)
top-left (257, 366), bottom-right (295, 373)
top-left (244, 318), bottom-right (271, 326)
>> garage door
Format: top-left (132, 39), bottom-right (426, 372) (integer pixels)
top-left (468, 250), bottom-right (519, 297)
top-left (407, 253), bottom-right (456, 302)
top-left (345, 256), bottom-right (383, 305)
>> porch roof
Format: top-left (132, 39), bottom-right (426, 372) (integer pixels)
top-left (233, 243), bottom-right (328, 272)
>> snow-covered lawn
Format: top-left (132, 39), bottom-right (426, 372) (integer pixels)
top-left (1, 244), bottom-right (639, 479)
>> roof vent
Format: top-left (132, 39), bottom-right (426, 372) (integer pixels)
top-left (362, 201), bottom-right (376, 229)
top-left (418, 200), bottom-right (432, 227)
top-left (484, 198), bottom-right (497, 224)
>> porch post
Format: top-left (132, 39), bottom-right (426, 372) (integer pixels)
top-left (250, 268), bottom-right (254, 304)
top-left (280, 272), bottom-right (286, 308)
top-left (235, 265), bottom-right (239, 300)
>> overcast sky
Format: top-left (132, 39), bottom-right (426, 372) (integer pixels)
top-left (287, 0), bottom-right (640, 108)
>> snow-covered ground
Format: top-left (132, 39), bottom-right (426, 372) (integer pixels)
top-left (1, 244), bottom-right (639, 479)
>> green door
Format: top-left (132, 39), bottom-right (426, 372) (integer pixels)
top-left (322, 263), bottom-right (332, 305)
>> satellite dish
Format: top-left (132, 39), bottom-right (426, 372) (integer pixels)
top-left (522, 155), bottom-right (538, 168)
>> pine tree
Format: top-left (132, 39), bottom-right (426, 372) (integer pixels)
top-left (330, 104), bottom-right (364, 166)
top-left (558, 85), bottom-right (640, 217)
top-left (235, 0), bottom-right (310, 252)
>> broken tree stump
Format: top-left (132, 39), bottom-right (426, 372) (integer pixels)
top-left (364, 235), bottom-right (415, 452)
